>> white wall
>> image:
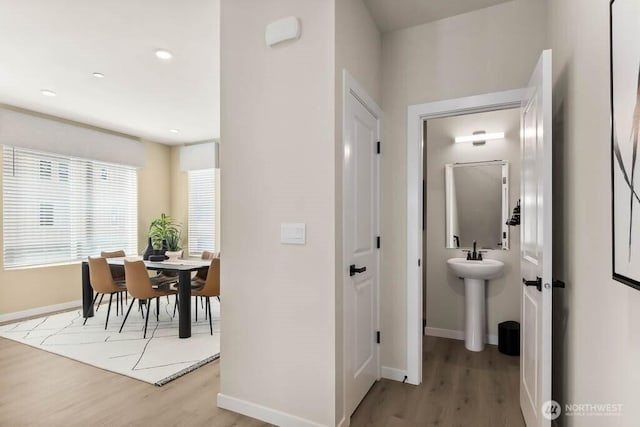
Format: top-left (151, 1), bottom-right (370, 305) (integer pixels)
top-left (334, 0), bottom-right (381, 425)
top-left (219, 1), bottom-right (336, 425)
top-left (379, 0), bottom-right (547, 371)
top-left (424, 108), bottom-right (521, 339)
top-left (549, 0), bottom-right (640, 425)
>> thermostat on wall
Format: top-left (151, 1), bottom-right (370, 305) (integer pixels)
top-left (265, 16), bottom-right (301, 47)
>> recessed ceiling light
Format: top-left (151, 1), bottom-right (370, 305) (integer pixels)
top-left (155, 49), bottom-right (173, 60)
top-left (40, 89), bottom-right (57, 97)
top-left (92, 72), bottom-right (105, 78)
top-left (169, 129), bottom-right (180, 134)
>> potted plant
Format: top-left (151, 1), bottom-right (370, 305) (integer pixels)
top-left (149, 213), bottom-right (182, 251)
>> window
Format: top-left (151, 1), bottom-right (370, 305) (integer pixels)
top-left (188, 168), bottom-right (216, 256)
top-left (2, 146), bottom-right (137, 268)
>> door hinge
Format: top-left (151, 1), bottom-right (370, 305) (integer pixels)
top-left (376, 141), bottom-right (381, 154)
top-left (376, 331), bottom-right (380, 344)
top-left (376, 236), bottom-right (380, 249)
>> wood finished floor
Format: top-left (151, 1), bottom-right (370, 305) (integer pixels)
top-left (351, 335), bottom-right (524, 427)
top-left (0, 334), bottom-right (522, 427)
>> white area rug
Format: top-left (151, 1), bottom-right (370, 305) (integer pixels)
top-left (0, 295), bottom-right (220, 386)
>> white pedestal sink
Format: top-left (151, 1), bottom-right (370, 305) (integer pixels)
top-left (447, 257), bottom-right (504, 352)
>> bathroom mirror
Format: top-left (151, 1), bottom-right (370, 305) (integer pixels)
top-left (445, 160), bottom-right (509, 250)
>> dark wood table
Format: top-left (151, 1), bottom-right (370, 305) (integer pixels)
top-left (82, 257), bottom-right (210, 338)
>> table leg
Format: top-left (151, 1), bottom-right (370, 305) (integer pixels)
top-left (178, 270), bottom-right (192, 338)
top-left (82, 262), bottom-right (94, 318)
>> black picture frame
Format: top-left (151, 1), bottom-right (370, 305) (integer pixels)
top-left (611, 0), bottom-right (640, 290)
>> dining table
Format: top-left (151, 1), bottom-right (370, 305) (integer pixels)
top-left (81, 256), bottom-right (211, 338)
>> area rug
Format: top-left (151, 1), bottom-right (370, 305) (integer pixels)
top-left (0, 295), bottom-right (220, 386)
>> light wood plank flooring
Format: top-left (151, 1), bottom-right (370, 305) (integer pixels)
top-left (0, 337), bottom-right (269, 427)
top-left (1, 334), bottom-right (522, 427)
top-left (350, 336), bottom-right (525, 427)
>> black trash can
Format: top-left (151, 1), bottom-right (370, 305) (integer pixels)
top-left (498, 321), bottom-right (520, 356)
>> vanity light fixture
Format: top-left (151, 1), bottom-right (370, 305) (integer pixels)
top-left (169, 129), bottom-right (180, 134)
top-left (40, 89), bottom-right (57, 97)
top-left (92, 72), bottom-right (105, 78)
top-left (454, 131), bottom-right (505, 145)
top-left (155, 49), bottom-right (173, 60)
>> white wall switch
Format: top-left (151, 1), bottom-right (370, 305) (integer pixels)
top-left (281, 223), bottom-right (306, 245)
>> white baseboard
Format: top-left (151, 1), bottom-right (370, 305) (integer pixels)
top-left (425, 326), bottom-right (498, 346)
top-left (336, 416), bottom-right (348, 427)
top-left (0, 299), bottom-right (82, 323)
top-left (217, 393), bottom-right (326, 427)
top-left (380, 366), bottom-right (408, 383)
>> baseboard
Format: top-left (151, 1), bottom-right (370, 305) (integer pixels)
top-left (336, 416), bottom-right (348, 427)
top-left (425, 326), bottom-right (498, 346)
top-left (0, 299), bottom-right (82, 323)
top-left (380, 366), bottom-right (408, 383)
top-left (217, 393), bottom-right (327, 427)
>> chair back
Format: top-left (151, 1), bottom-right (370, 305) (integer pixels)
top-left (88, 257), bottom-right (120, 294)
top-left (199, 258), bottom-right (220, 297)
top-left (124, 260), bottom-right (157, 299)
top-left (201, 250), bottom-right (215, 260)
top-left (101, 250), bottom-right (126, 280)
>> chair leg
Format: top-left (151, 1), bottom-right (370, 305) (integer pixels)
top-left (105, 294), bottom-right (113, 330)
top-left (207, 297), bottom-right (213, 335)
top-left (116, 292), bottom-right (120, 316)
top-left (84, 292), bottom-right (100, 325)
top-left (156, 297), bottom-right (160, 322)
top-left (96, 293), bottom-right (104, 311)
top-left (143, 299), bottom-right (151, 339)
top-left (173, 294), bottom-right (178, 318)
top-left (119, 298), bottom-right (136, 333)
top-left (139, 299), bottom-right (145, 318)
top-left (216, 295), bottom-right (220, 302)
top-left (195, 297), bottom-right (198, 322)
top-left (200, 296), bottom-right (204, 309)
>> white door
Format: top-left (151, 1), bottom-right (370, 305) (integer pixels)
top-left (344, 85), bottom-right (380, 415)
top-left (520, 49), bottom-right (553, 427)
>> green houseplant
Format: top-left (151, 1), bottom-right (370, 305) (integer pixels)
top-left (149, 213), bottom-right (182, 251)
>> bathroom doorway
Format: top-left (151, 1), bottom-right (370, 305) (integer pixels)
top-left (422, 108), bottom-right (521, 349)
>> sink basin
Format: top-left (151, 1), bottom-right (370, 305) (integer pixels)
top-left (447, 257), bottom-right (504, 280)
top-left (447, 257), bottom-right (505, 352)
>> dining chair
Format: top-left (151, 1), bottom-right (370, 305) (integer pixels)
top-left (150, 250), bottom-right (183, 289)
top-left (84, 257), bottom-right (128, 329)
top-left (191, 257), bottom-right (220, 335)
top-left (120, 260), bottom-right (178, 338)
top-left (101, 250), bottom-right (127, 313)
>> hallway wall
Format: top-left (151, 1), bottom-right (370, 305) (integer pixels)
top-left (548, 0), bottom-right (640, 425)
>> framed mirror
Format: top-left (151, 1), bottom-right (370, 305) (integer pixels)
top-left (445, 160), bottom-right (509, 250)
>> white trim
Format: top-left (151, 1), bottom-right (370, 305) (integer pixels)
top-left (425, 326), bottom-right (498, 346)
top-left (381, 366), bottom-right (408, 383)
top-left (337, 416), bottom-right (349, 427)
top-left (406, 88), bottom-right (526, 386)
top-left (0, 300), bottom-right (82, 323)
top-left (342, 70), bottom-right (383, 420)
top-left (217, 393), bottom-right (326, 427)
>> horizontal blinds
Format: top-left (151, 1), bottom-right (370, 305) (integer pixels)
top-left (2, 145), bottom-right (137, 268)
top-left (188, 168), bottom-right (216, 256)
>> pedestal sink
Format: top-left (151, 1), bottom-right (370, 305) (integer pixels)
top-left (447, 257), bottom-right (504, 352)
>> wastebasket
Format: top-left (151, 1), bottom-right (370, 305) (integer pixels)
top-left (498, 321), bottom-right (520, 356)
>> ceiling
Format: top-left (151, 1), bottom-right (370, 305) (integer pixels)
top-left (0, 0), bottom-right (219, 145)
top-left (364, 0), bottom-right (514, 33)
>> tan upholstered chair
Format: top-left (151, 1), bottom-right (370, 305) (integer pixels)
top-left (193, 250), bottom-right (216, 285)
top-left (100, 250), bottom-right (127, 311)
top-left (192, 258), bottom-right (220, 335)
top-left (150, 250), bottom-right (183, 288)
top-left (84, 257), bottom-right (128, 329)
top-left (120, 260), bottom-right (178, 338)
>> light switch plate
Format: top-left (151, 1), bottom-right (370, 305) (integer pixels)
top-left (281, 223), bottom-right (306, 245)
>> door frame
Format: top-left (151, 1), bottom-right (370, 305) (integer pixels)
top-left (405, 88), bottom-right (527, 385)
top-left (342, 70), bottom-right (382, 420)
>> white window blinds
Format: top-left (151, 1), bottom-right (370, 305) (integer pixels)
top-left (2, 145), bottom-right (137, 269)
top-left (188, 168), bottom-right (216, 256)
